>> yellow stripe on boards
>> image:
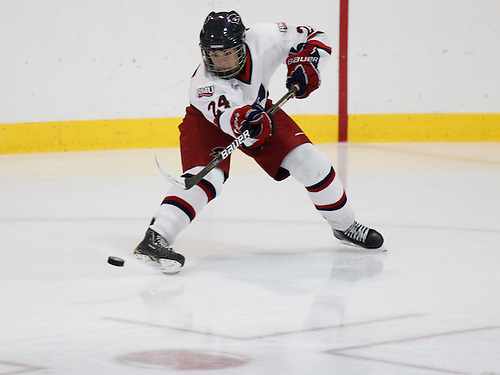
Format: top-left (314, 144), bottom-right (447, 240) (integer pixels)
top-left (349, 113), bottom-right (500, 142)
top-left (290, 114), bottom-right (338, 143)
top-left (1, 118), bottom-right (182, 154)
top-left (1, 113), bottom-right (499, 154)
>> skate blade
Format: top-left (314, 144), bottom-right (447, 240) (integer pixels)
top-left (337, 239), bottom-right (388, 252)
top-left (134, 253), bottom-right (161, 269)
top-left (134, 253), bottom-right (182, 274)
top-left (158, 259), bottom-right (182, 274)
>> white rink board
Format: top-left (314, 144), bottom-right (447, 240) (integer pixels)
top-left (1, 0), bottom-right (499, 123)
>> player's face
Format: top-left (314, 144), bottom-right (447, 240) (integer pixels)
top-left (208, 48), bottom-right (240, 73)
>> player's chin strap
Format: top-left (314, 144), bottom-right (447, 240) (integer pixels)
top-left (155, 84), bottom-right (299, 190)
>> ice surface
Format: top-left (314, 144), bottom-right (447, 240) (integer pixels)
top-left (1, 143), bottom-right (499, 374)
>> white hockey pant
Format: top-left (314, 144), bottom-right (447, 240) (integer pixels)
top-left (151, 144), bottom-right (354, 244)
top-left (150, 166), bottom-right (225, 245)
top-left (281, 143), bottom-right (355, 231)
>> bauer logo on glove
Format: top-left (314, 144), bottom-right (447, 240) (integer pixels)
top-left (286, 43), bottom-right (321, 99)
top-left (287, 55), bottom-right (319, 65)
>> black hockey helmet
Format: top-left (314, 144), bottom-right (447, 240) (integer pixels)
top-left (199, 10), bottom-right (246, 78)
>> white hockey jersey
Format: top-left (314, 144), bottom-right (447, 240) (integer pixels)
top-left (189, 22), bottom-right (332, 145)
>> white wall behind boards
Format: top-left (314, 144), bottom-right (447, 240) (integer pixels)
top-left (0, 0), bottom-right (498, 124)
top-left (1, 0), bottom-right (205, 123)
top-left (348, 0), bottom-right (499, 114)
top-left (0, 0), bottom-right (339, 123)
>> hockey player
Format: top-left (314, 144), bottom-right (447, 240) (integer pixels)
top-left (134, 10), bottom-right (384, 274)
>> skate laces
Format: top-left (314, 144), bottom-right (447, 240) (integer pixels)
top-left (343, 221), bottom-right (369, 243)
top-left (154, 235), bottom-right (170, 249)
top-left (154, 236), bottom-right (174, 253)
top-left (147, 229), bottom-right (174, 254)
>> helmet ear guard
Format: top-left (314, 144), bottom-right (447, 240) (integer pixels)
top-left (199, 10), bottom-right (247, 78)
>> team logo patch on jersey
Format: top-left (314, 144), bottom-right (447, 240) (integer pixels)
top-left (277, 22), bottom-right (288, 32)
top-left (197, 86), bottom-right (214, 98)
top-left (230, 81), bottom-right (241, 91)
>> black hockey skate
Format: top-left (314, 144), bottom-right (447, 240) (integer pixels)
top-left (333, 221), bottom-right (385, 250)
top-left (134, 228), bottom-right (185, 274)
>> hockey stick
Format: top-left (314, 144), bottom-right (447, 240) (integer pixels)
top-left (155, 84), bottom-right (299, 190)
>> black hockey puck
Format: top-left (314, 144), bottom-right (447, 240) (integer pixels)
top-left (108, 256), bottom-right (125, 267)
